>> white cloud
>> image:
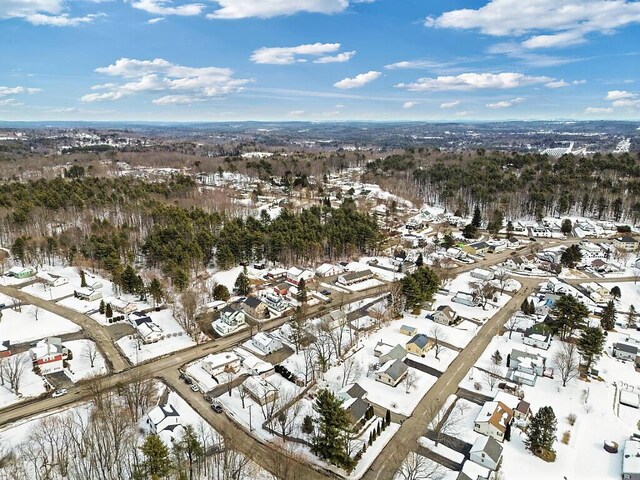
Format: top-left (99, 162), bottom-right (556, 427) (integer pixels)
top-left (454, 110), bottom-right (471, 117)
top-left (606, 90), bottom-right (637, 101)
top-left (81, 58), bottom-right (250, 104)
top-left (207, 0), bottom-right (349, 19)
top-left (584, 107), bottom-right (613, 114)
top-left (250, 43), bottom-right (349, 65)
top-left (131, 0), bottom-right (204, 16)
top-left (402, 102), bottom-right (417, 109)
top-left (486, 97), bottom-right (524, 108)
top-left (0, 0), bottom-right (104, 26)
top-left (314, 51), bottom-right (356, 63)
top-left (287, 110), bottom-right (305, 116)
top-left (147, 17), bottom-right (165, 23)
top-left (0, 86), bottom-right (41, 97)
top-left (0, 99), bottom-right (24, 106)
top-left (544, 79), bottom-right (585, 88)
top-left (440, 100), bottom-right (461, 109)
top-left (334, 71), bottom-right (381, 89)
top-left (395, 72), bottom-right (553, 92)
top-left (426, 0), bottom-right (640, 49)
top-left (612, 98), bottom-right (640, 108)
top-left (385, 60), bottom-right (448, 70)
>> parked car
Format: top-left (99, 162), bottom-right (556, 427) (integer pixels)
top-left (211, 403), bottom-right (223, 413)
top-left (204, 394), bottom-right (213, 403)
top-left (320, 289), bottom-right (332, 296)
top-left (190, 384), bottom-right (200, 392)
top-left (184, 376), bottom-right (193, 385)
top-left (52, 388), bottom-right (67, 398)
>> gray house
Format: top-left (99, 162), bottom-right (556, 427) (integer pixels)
top-left (375, 359), bottom-right (408, 387)
top-left (469, 435), bottom-right (503, 471)
top-left (613, 343), bottom-right (638, 362)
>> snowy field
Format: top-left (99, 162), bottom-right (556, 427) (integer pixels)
top-left (0, 352), bottom-right (48, 409)
top-left (116, 309), bottom-right (195, 364)
top-left (0, 303), bottom-right (81, 343)
top-left (64, 340), bottom-right (107, 382)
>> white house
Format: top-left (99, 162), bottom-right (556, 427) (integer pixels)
top-left (452, 291), bottom-right (478, 307)
top-left (29, 337), bottom-right (68, 375)
top-left (523, 327), bottom-right (552, 350)
top-left (202, 351), bottom-right (241, 377)
top-left (322, 310), bottom-right (347, 330)
top-left (243, 376), bottom-right (278, 406)
top-left (613, 343), bottom-right (638, 361)
top-left (374, 359), bottom-right (408, 387)
top-left (430, 305), bottom-right (458, 326)
top-left (286, 267), bottom-right (314, 286)
top-left (508, 349), bottom-right (546, 376)
top-left (337, 269), bottom-right (374, 286)
top-left (251, 332), bottom-right (283, 355)
top-left (110, 297), bottom-right (137, 314)
top-left (147, 403), bottom-right (181, 437)
top-left (315, 263), bottom-right (342, 277)
top-left (470, 268), bottom-right (494, 281)
top-left (129, 313), bottom-right (163, 343)
top-left (336, 383), bottom-right (367, 403)
top-left (473, 401), bottom-right (513, 442)
top-left (262, 292), bottom-right (288, 312)
top-left (75, 287), bottom-right (102, 301)
top-left (469, 435), bottom-right (503, 471)
top-left (35, 271), bottom-right (68, 288)
top-left (614, 236), bottom-right (639, 252)
top-left (212, 307), bottom-right (246, 336)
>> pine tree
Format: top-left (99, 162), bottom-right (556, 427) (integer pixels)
top-left (549, 295), bottom-right (589, 340)
top-left (561, 219), bottom-right (572, 235)
top-left (600, 300), bottom-right (616, 331)
top-left (234, 268), bottom-right (251, 296)
top-left (80, 269), bottom-right (87, 288)
top-left (139, 434), bottom-right (173, 479)
top-left (577, 327), bottom-right (605, 372)
top-left (491, 350), bottom-right (503, 365)
top-left (99, 299), bottom-right (105, 315)
top-left (525, 406), bottom-right (557, 454)
top-left (472, 205), bottom-right (482, 228)
top-left (212, 284), bottom-right (230, 301)
top-left (385, 409), bottom-right (391, 427)
top-left (105, 303), bottom-right (113, 319)
top-left (521, 299), bottom-right (530, 314)
top-left (149, 278), bottom-right (164, 307)
top-left (611, 285), bottom-right (621, 300)
top-left (312, 389), bottom-right (354, 471)
top-left (298, 277), bottom-right (308, 304)
top-left (629, 305), bottom-right (637, 329)
top-left (173, 425), bottom-right (203, 480)
top-left (415, 253), bottom-right (424, 267)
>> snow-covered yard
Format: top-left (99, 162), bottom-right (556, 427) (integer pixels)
top-left (0, 352), bottom-right (48, 409)
top-left (0, 303), bottom-right (81, 343)
top-left (64, 340), bottom-right (107, 382)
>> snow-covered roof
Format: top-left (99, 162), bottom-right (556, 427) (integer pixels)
top-left (624, 440), bottom-right (640, 475)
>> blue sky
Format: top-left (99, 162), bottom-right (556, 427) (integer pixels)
top-left (1, 0), bottom-right (639, 121)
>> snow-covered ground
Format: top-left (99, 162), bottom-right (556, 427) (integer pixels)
top-left (0, 352), bottom-right (48, 409)
top-left (116, 309), bottom-right (195, 364)
top-left (64, 340), bottom-right (107, 382)
top-left (0, 303), bottom-right (81, 343)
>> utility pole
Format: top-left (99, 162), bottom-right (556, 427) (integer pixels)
top-left (248, 404), bottom-right (253, 432)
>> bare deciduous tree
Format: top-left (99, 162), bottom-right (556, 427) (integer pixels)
top-left (396, 451), bottom-right (445, 480)
top-left (483, 364), bottom-right (503, 391)
top-left (425, 399), bottom-right (467, 447)
top-left (429, 325), bottom-right (447, 360)
top-left (341, 356), bottom-right (362, 388)
top-left (554, 341), bottom-right (580, 387)
top-left (82, 342), bottom-right (99, 369)
top-left (404, 369), bottom-right (417, 394)
top-left (504, 314), bottom-right (521, 339)
top-left (2, 353), bottom-right (27, 394)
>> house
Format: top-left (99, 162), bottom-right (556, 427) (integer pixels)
top-left (315, 263), bottom-right (342, 277)
top-left (266, 268), bottom-right (287, 282)
top-left (487, 242), bottom-right (506, 254)
top-left (510, 222), bottom-right (527, 234)
top-left (400, 325), bottom-right (417, 336)
top-left (457, 460), bottom-right (491, 480)
top-left (430, 305), bottom-right (458, 326)
top-left (6, 266), bottom-right (35, 279)
top-left (286, 267), bottom-right (314, 286)
top-left (452, 291), bottom-right (479, 307)
top-left (273, 283), bottom-right (289, 296)
top-left (238, 351), bottom-right (274, 377)
top-left (523, 326), bottom-right (552, 350)
top-left (462, 242), bottom-right (490, 256)
top-left (336, 383), bottom-right (367, 403)
top-left (493, 391), bottom-right (531, 422)
top-left (614, 236), bottom-right (639, 252)
top-left (613, 343), bottom-right (639, 361)
top-left (406, 334), bottom-right (432, 357)
top-left (75, 287), bottom-right (102, 302)
top-left (202, 351), bottom-right (241, 377)
top-left (0, 340), bottom-right (11, 358)
top-left (508, 349), bottom-right (546, 376)
top-left (470, 268), bottom-right (494, 281)
top-left (29, 337), bottom-right (69, 375)
top-left (212, 307), bottom-right (246, 336)
top-left (263, 292), bottom-right (287, 312)
top-left (322, 310), bottom-right (347, 330)
top-left (337, 269), bottom-right (374, 286)
top-left (147, 403), bottom-right (181, 436)
top-left (110, 297), bottom-right (137, 314)
top-left (531, 225), bottom-right (552, 238)
top-left (375, 359), bottom-right (408, 387)
top-left (469, 435), bottom-right (503, 471)
top-left (623, 440), bottom-right (640, 480)
top-left (240, 296), bottom-right (269, 320)
top-left (35, 271), bottom-right (68, 287)
top-left (243, 376), bottom-right (278, 406)
top-left (506, 237), bottom-right (520, 249)
top-left (343, 397), bottom-right (371, 427)
top-left (129, 313), bottom-right (163, 343)
top-left (473, 401), bottom-right (513, 442)
top-left (251, 332), bottom-right (283, 355)
top-left (379, 344), bottom-right (407, 364)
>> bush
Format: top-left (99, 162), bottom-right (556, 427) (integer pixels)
top-left (474, 381), bottom-right (482, 391)
top-left (561, 431), bottom-right (571, 445)
top-left (567, 413), bottom-right (577, 426)
top-left (302, 415), bottom-right (314, 434)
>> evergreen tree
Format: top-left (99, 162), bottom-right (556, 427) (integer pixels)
top-left (548, 295), bottom-right (589, 340)
top-left (105, 303), bottom-right (113, 319)
top-left (11, 237), bottom-right (27, 267)
top-left (173, 269), bottom-right (189, 291)
top-left (487, 210), bottom-right (504, 236)
top-left (491, 350), bottom-right (503, 365)
top-left (149, 278), bottom-right (164, 307)
top-left (139, 434), bottom-right (173, 480)
top-left (80, 269), bottom-right (87, 288)
top-left (385, 409), bottom-right (391, 427)
top-left (99, 299), bottom-right (105, 315)
top-left (611, 285), bottom-right (621, 300)
top-left (402, 267), bottom-right (440, 312)
top-left (561, 219), bottom-right (572, 235)
top-left (577, 327), bottom-right (605, 372)
top-left (234, 268), bottom-right (251, 296)
top-left (600, 300), bottom-right (616, 331)
top-left (311, 389), bottom-right (354, 471)
top-left (212, 284), bottom-right (230, 301)
top-left (415, 253), bottom-right (424, 267)
top-left (560, 245), bottom-right (582, 268)
top-left (173, 425), bottom-right (203, 480)
top-left (504, 421), bottom-right (512, 442)
top-left (525, 406), bottom-right (557, 454)
top-left (472, 205), bottom-right (482, 228)
top-left (521, 299), bottom-right (530, 314)
top-left (629, 305), bottom-right (637, 329)
top-left (462, 223), bottom-right (478, 239)
top-left (302, 415), bottom-right (314, 435)
top-left (299, 277), bottom-right (308, 304)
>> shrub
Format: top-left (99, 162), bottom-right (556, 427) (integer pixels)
top-left (474, 381), bottom-right (482, 391)
top-left (567, 413), bottom-right (577, 426)
top-left (561, 431), bottom-right (571, 445)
